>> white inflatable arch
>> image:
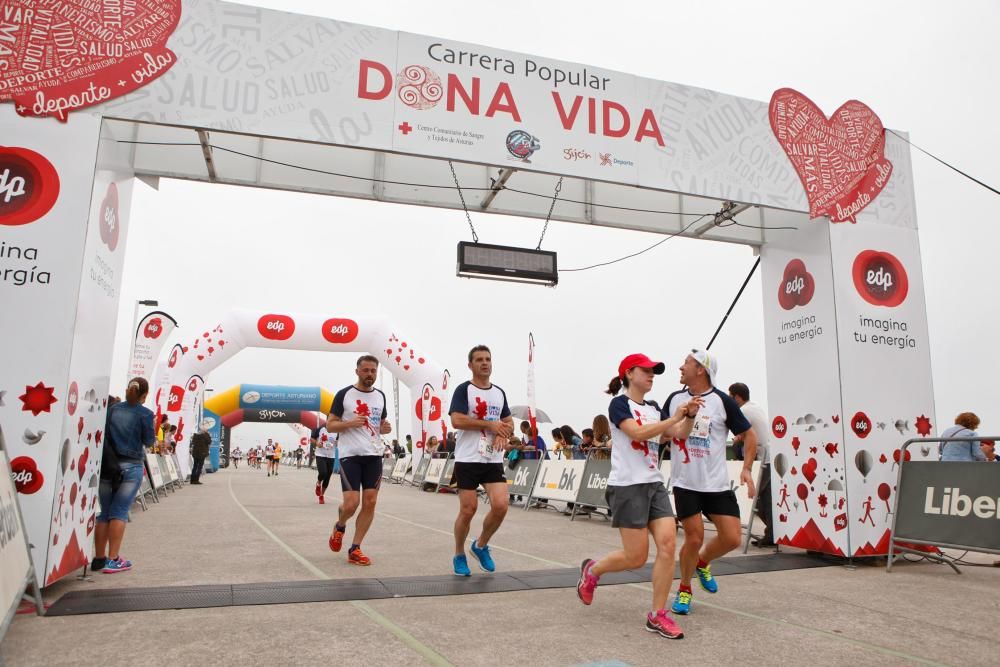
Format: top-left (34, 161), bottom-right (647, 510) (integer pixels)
top-left (154, 309), bottom-right (450, 474)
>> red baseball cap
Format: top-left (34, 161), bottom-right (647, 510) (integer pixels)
top-left (618, 353), bottom-right (666, 379)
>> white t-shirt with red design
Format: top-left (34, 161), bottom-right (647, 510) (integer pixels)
top-left (448, 381), bottom-right (511, 464)
top-left (665, 387), bottom-right (751, 492)
top-left (331, 385), bottom-right (388, 458)
top-left (608, 395), bottom-right (663, 486)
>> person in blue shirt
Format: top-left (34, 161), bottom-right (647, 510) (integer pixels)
top-left (518, 420), bottom-right (547, 459)
top-left (940, 413), bottom-right (987, 462)
top-left (94, 377), bottom-right (155, 574)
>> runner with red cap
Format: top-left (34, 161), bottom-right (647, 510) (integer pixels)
top-left (576, 353), bottom-right (702, 640)
top-left (664, 349), bottom-right (757, 615)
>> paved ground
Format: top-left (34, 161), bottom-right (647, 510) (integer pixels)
top-left (3, 463), bottom-right (998, 666)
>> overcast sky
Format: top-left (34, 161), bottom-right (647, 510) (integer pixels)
top-left (108, 0), bottom-right (1000, 443)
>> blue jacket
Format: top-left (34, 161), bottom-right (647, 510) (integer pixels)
top-left (939, 425), bottom-right (986, 462)
top-left (106, 401), bottom-right (156, 462)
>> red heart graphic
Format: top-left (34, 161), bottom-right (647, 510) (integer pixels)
top-left (831, 415), bottom-right (840, 424)
top-left (95, 430), bottom-right (102, 445)
top-left (182, 346), bottom-right (189, 353)
top-left (395, 356), bottom-right (401, 363)
top-left (769, 88), bottom-right (893, 223)
top-left (403, 365), bottom-right (410, 371)
top-left (418, 357), bottom-right (425, 364)
top-left (203, 332), bottom-right (210, 338)
top-left (0, 2), bottom-right (182, 121)
top-left (78, 448), bottom-right (89, 480)
top-left (802, 457), bottom-right (818, 484)
top-left (197, 355), bottom-right (205, 361)
top-left (218, 340), bottom-right (226, 347)
top-left (401, 342), bottom-right (408, 348)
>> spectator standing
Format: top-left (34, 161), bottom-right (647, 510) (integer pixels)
top-left (591, 415), bottom-right (612, 460)
top-left (728, 382), bottom-right (773, 547)
top-left (94, 377), bottom-right (156, 573)
top-left (189, 426), bottom-right (211, 485)
top-left (940, 413), bottom-right (987, 461)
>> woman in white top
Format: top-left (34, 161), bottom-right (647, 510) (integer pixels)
top-left (576, 353), bottom-right (700, 640)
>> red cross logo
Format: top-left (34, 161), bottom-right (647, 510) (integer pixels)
top-left (398, 122), bottom-right (413, 135)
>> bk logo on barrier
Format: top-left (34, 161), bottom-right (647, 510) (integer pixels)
top-left (852, 250), bottom-right (908, 308)
top-left (321, 318), bottom-right (359, 344)
top-left (0, 146), bottom-right (60, 227)
top-left (258, 314), bottom-right (295, 340)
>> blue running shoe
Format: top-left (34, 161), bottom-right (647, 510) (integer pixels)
top-left (696, 564), bottom-right (718, 593)
top-left (671, 589), bottom-right (692, 615)
top-left (102, 556), bottom-right (133, 574)
top-left (453, 554), bottom-right (471, 577)
top-left (469, 539), bottom-right (496, 572)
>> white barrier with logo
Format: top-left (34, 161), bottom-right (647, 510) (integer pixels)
top-left (146, 453), bottom-right (164, 490)
top-left (425, 457), bottom-right (448, 487)
top-left (532, 460), bottom-right (587, 503)
top-left (391, 456), bottom-right (411, 482)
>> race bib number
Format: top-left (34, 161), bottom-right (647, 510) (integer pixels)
top-left (690, 413), bottom-right (711, 445)
top-left (478, 432), bottom-right (494, 458)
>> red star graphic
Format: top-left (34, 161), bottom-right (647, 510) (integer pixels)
top-left (19, 382), bottom-right (58, 416)
top-left (915, 414), bottom-right (932, 437)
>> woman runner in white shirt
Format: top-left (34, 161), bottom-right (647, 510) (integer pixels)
top-left (576, 353), bottom-right (701, 640)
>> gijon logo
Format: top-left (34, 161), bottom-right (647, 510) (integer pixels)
top-left (0, 146), bottom-right (60, 227)
top-left (777, 259), bottom-right (815, 310)
top-left (852, 250), bottom-right (908, 307)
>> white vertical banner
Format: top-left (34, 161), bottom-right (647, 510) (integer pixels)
top-left (0, 106), bottom-right (103, 585)
top-left (128, 310), bottom-right (177, 385)
top-left (44, 125), bottom-right (136, 585)
top-left (760, 212), bottom-right (850, 556)
top-left (830, 219), bottom-right (936, 556)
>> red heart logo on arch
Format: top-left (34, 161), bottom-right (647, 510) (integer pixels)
top-left (802, 457), bottom-right (818, 484)
top-left (769, 88), bottom-right (893, 223)
top-left (0, 2), bottom-right (182, 121)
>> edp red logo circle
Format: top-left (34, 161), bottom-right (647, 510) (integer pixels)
top-left (167, 385), bottom-right (185, 411)
top-left (851, 411), bottom-right (871, 439)
top-left (99, 182), bottom-right (120, 251)
top-left (144, 317), bottom-right (164, 339)
top-left (11, 456), bottom-right (44, 494)
top-left (415, 395), bottom-right (442, 422)
top-left (771, 415), bottom-right (787, 438)
top-left (777, 259), bottom-right (815, 310)
top-left (0, 146), bottom-right (60, 227)
top-left (852, 250), bottom-right (908, 308)
top-left (321, 318), bottom-right (359, 344)
top-left (257, 314), bottom-right (295, 341)
top-left (67, 381), bottom-right (79, 416)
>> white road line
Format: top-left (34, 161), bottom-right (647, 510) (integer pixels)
top-left (228, 475), bottom-right (453, 667)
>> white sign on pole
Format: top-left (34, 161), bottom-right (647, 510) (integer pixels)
top-left (128, 311), bottom-right (178, 385)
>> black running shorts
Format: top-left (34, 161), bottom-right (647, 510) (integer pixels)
top-left (672, 486), bottom-right (740, 521)
top-left (453, 462), bottom-right (506, 490)
top-left (339, 455), bottom-right (383, 492)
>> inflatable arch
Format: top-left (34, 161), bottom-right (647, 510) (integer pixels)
top-left (201, 383), bottom-right (334, 470)
top-left (153, 310), bottom-right (450, 475)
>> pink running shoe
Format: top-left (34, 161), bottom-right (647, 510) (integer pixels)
top-left (576, 558), bottom-right (599, 605)
top-left (646, 609), bottom-right (684, 640)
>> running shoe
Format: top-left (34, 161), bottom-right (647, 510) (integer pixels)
top-left (671, 589), bottom-right (692, 615)
top-left (469, 539), bottom-right (496, 572)
top-left (90, 557), bottom-right (107, 571)
top-left (696, 563), bottom-right (718, 593)
top-left (315, 481), bottom-right (322, 497)
top-left (646, 609), bottom-right (684, 639)
top-left (102, 557), bottom-right (133, 573)
top-left (329, 526), bottom-right (345, 552)
top-left (348, 547), bottom-right (371, 566)
top-left (576, 558), bottom-right (599, 605)
top-left (453, 554), bottom-right (471, 577)
top-left (318, 495), bottom-right (325, 504)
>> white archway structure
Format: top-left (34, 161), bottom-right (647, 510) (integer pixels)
top-left (154, 309), bottom-right (449, 475)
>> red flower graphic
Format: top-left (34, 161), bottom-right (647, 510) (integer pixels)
top-left (474, 397), bottom-right (488, 420)
top-left (915, 415), bottom-right (932, 437)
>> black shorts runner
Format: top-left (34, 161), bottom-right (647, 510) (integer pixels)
top-left (453, 462), bottom-right (506, 490)
top-left (339, 455), bottom-right (383, 492)
top-left (672, 486), bottom-right (740, 520)
top-left (606, 482), bottom-right (674, 529)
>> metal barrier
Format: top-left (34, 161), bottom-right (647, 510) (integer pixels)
top-left (887, 436), bottom-right (1000, 573)
top-left (570, 449), bottom-right (612, 521)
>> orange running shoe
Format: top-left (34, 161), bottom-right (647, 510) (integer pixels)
top-left (329, 525), bottom-right (345, 552)
top-left (348, 547), bottom-right (371, 566)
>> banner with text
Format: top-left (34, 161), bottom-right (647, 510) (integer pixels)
top-left (128, 310), bottom-right (177, 385)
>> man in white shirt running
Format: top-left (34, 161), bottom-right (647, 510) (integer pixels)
top-left (664, 349), bottom-right (757, 615)
top-left (326, 355), bottom-right (392, 566)
top-left (264, 440), bottom-right (276, 476)
top-left (448, 345), bottom-right (513, 576)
